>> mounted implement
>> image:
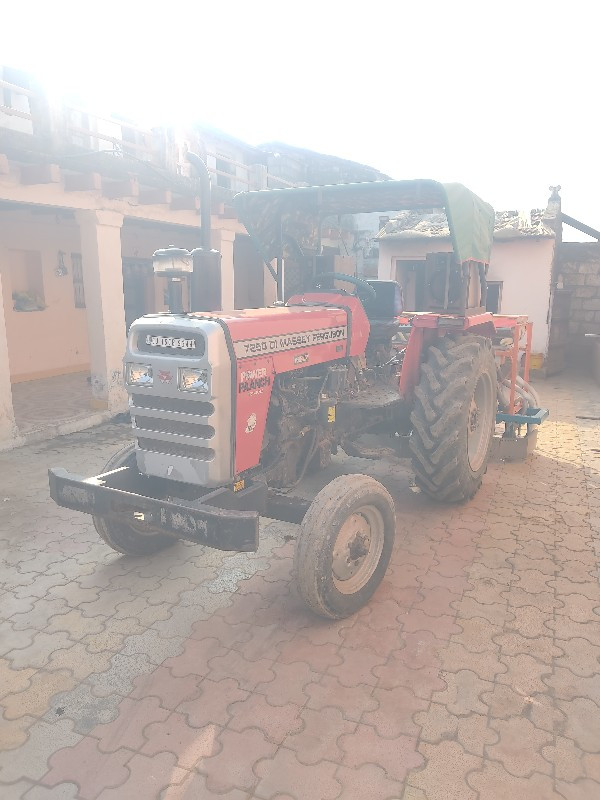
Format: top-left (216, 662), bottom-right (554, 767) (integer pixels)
top-left (49, 160), bottom-right (548, 618)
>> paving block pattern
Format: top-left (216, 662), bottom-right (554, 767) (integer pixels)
top-left (0, 374), bottom-right (599, 798)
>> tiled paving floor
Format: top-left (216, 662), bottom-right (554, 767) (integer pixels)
top-left (12, 373), bottom-right (93, 434)
top-left (0, 372), bottom-right (599, 799)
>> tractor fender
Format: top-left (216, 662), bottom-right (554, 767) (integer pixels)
top-left (399, 319), bottom-right (495, 401)
top-left (463, 320), bottom-right (496, 339)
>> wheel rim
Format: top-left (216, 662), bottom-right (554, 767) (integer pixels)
top-left (332, 505), bottom-right (385, 594)
top-left (467, 371), bottom-right (494, 471)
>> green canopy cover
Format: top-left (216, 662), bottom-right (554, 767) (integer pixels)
top-left (234, 179), bottom-right (495, 266)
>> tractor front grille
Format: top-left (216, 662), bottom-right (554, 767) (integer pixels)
top-left (131, 393), bottom-right (214, 416)
top-left (127, 317), bottom-right (232, 487)
top-left (133, 414), bottom-right (214, 439)
top-left (136, 437), bottom-right (214, 461)
top-left (131, 392), bottom-right (216, 466)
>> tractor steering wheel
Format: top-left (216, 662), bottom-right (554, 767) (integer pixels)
top-left (312, 272), bottom-right (377, 302)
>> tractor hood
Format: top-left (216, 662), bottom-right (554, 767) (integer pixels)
top-left (234, 179), bottom-right (495, 266)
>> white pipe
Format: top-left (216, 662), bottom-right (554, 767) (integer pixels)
top-left (500, 378), bottom-right (533, 412)
top-left (497, 381), bottom-right (511, 411)
top-left (496, 370), bottom-right (540, 414)
top-left (512, 382), bottom-right (533, 411)
top-left (516, 375), bottom-right (540, 408)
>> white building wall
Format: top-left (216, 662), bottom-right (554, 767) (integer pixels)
top-left (487, 238), bottom-right (555, 354)
top-left (378, 236), bottom-right (555, 354)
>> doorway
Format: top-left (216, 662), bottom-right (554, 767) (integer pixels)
top-left (486, 281), bottom-right (503, 314)
top-left (122, 258), bottom-right (154, 329)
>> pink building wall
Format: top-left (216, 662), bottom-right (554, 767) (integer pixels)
top-left (0, 215), bottom-right (249, 384)
top-left (0, 214), bottom-right (91, 382)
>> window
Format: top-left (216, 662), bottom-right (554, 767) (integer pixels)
top-left (9, 249), bottom-right (45, 311)
top-left (1, 67), bottom-right (33, 134)
top-left (395, 259), bottom-right (426, 311)
top-left (2, 66), bottom-right (21, 107)
top-left (486, 281), bottom-right (503, 314)
top-left (71, 253), bottom-right (86, 308)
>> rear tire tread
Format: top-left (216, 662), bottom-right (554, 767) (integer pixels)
top-left (409, 335), bottom-right (496, 503)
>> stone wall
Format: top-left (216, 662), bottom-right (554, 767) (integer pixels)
top-left (557, 242), bottom-right (600, 337)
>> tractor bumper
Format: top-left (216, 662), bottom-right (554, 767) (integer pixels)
top-left (48, 466), bottom-right (261, 552)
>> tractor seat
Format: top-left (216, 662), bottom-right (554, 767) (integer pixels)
top-left (359, 280), bottom-right (404, 346)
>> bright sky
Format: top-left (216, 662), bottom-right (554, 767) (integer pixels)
top-left (3, 0), bottom-right (598, 238)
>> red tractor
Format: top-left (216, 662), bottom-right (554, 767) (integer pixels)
top-left (50, 158), bottom-right (547, 619)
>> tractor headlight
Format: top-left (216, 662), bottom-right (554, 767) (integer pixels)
top-left (179, 367), bottom-right (209, 393)
top-left (127, 363), bottom-right (153, 386)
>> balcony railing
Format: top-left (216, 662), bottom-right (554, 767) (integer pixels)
top-left (0, 79), bottom-right (34, 133)
top-left (65, 107), bottom-right (155, 159)
top-left (0, 74), bottom-right (299, 192)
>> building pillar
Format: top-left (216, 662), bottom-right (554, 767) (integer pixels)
top-left (76, 210), bottom-right (128, 413)
top-left (211, 227), bottom-right (236, 310)
top-left (0, 250), bottom-right (18, 446)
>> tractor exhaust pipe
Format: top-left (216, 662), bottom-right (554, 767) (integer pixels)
top-left (186, 152), bottom-right (222, 312)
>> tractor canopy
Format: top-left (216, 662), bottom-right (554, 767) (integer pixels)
top-left (234, 179), bottom-right (495, 266)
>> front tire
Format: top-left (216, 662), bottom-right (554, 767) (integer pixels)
top-left (93, 443), bottom-right (175, 556)
top-left (294, 474), bottom-right (396, 619)
top-left (409, 334), bottom-right (497, 503)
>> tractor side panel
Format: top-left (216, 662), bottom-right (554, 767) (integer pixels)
top-left (234, 329), bottom-right (350, 373)
top-left (285, 293), bottom-right (370, 358)
top-left (234, 356), bottom-right (275, 475)
top-left (228, 294), bottom-right (371, 475)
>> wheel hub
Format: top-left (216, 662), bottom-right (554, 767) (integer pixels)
top-left (332, 514), bottom-right (371, 581)
top-left (469, 402), bottom-right (480, 433)
top-left (331, 504), bottom-right (386, 595)
top-left (349, 533), bottom-right (369, 561)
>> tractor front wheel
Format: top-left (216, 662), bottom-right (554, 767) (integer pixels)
top-left (93, 444), bottom-right (176, 556)
top-left (294, 474), bottom-right (396, 619)
top-left (409, 334), bottom-right (496, 503)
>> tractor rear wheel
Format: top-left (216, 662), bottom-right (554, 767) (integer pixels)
top-left (409, 334), bottom-right (496, 503)
top-left (93, 443), bottom-right (175, 556)
top-left (294, 474), bottom-right (396, 619)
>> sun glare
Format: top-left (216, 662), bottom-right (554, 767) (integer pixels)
top-left (3, 0), bottom-right (598, 227)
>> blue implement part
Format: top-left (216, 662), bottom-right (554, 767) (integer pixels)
top-left (496, 407), bottom-right (549, 426)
